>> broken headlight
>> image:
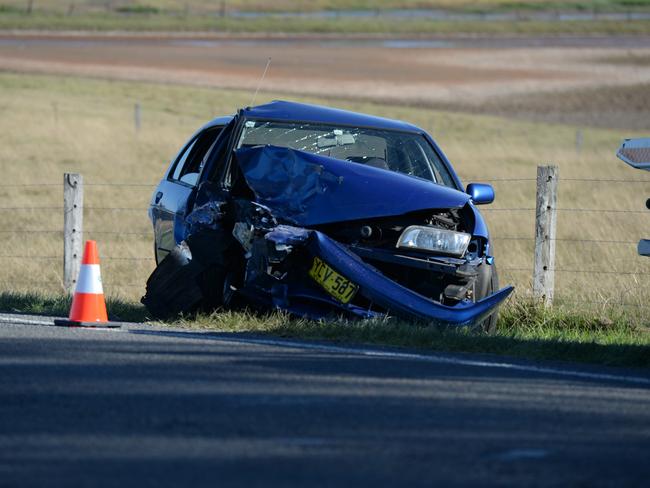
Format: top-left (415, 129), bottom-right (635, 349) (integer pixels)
top-left (396, 225), bottom-right (471, 257)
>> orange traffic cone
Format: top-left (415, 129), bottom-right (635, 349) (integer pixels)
top-left (54, 240), bottom-right (117, 328)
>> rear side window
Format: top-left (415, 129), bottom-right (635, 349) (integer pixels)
top-left (170, 127), bottom-right (223, 186)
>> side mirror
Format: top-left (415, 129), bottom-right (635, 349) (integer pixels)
top-left (466, 183), bottom-right (494, 205)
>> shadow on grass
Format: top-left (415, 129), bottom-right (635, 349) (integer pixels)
top-left (1, 291), bottom-right (648, 368)
top-left (259, 319), bottom-right (650, 369)
top-left (0, 291), bottom-right (149, 323)
top-left (180, 303), bottom-right (650, 369)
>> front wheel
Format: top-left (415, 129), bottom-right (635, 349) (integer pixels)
top-left (474, 262), bottom-right (500, 334)
top-left (198, 264), bottom-right (227, 312)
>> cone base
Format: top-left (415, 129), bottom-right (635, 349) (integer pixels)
top-left (69, 292), bottom-right (108, 323)
top-left (53, 319), bottom-right (120, 328)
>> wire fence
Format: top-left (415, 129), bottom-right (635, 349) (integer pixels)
top-left (461, 174), bottom-right (650, 311)
top-left (0, 179), bottom-right (155, 297)
top-left (0, 173), bottom-right (649, 310)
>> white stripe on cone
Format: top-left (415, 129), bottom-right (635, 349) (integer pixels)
top-left (75, 264), bottom-right (104, 294)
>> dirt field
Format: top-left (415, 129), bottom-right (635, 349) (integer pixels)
top-left (0, 33), bottom-right (649, 129)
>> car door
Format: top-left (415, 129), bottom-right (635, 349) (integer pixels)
top-left (150, 125), bottom-right (224, 263)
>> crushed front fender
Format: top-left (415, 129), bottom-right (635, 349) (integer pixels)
top-left (258, 224), bottom-right (513, 326)
top-left (305, 230), bottom-right (513, 326)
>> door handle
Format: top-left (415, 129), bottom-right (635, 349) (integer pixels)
top-left (155, 191), bottom-right (163, 204)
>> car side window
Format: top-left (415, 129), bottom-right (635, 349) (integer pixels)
top-left (171, 138), bottom-right (198, 181)
top-left (169, 127), bottom-right (223, 186)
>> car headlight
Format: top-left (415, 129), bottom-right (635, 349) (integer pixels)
top-left (396, 225), bottom-right (471, 257)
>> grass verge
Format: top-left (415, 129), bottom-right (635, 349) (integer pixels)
top-left (0, 291), bottom-right (148, 323)
top-left (1, 291), bottom-right (648, 368)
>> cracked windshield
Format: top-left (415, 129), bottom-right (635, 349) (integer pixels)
top-left (238, 120), bottom-right (455, 187)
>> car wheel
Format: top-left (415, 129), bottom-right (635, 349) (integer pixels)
top-left (198, 264), bottom-right (227, 312)
top-left (475, 262), bottom-right (499, 334)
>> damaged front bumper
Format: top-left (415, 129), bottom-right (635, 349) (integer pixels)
top-left (143, 219), bottom-right (512, 327)
top-left (244, 225), bottom-right (513, 326)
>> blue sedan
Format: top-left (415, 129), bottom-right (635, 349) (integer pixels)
top-left (144, 101), bottom-right (512, 331)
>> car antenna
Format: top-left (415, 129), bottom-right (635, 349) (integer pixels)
top-left (250, 57), bottom-right (272, 107)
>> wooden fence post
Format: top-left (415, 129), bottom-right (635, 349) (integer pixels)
top-left (575, 129), bottom-right (583, 154)
top-left (134, 102), bottom-right (141, 132)
top-left (64, 173), bottom-right (83, 294)
top-left (533, 165), bottom-right (558, 306)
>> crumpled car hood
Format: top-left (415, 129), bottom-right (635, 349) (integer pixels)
top-left (236, 145), bottom-right (471, 226)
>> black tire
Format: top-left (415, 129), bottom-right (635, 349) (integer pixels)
top-left (475, 262), bottom-right (499, 334)
top-left (187, 229), bottom-right (241, 313)
top-left (198, 264), bottom-right (227, 312)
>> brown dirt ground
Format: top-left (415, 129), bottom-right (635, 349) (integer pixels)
top-left (0, 33), bottom-right (649, 128)
top-left (434, 83), bottom-right (650, 130)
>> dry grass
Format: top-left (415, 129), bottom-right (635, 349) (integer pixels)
top-left (0, 71), bottom-right (648, 317)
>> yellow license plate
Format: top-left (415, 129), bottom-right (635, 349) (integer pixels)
top-left (309, 257), bottom-right (358, 304)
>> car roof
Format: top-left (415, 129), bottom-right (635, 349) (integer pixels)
top-left (242, 100), bottom-right (423, 133)
top-left (200, 115), bottom-right (234, 131)
top-left (201, 100), bottom-right (424, 133)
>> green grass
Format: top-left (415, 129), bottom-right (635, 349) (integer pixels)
top-left (180, 303), bottom-right (650, 368)
top-left (1, 0), bottom-right (649, 14)
top-left (0, 291), bottom-right (148, 322)
top-left (115, 6), bottom-right (160, 15)
top-left (1, 0), bottom-right (649, 34)
top-left (0, 10), bottom-right (648, 34)
top-left (1, 291), bottom-right (648, 368)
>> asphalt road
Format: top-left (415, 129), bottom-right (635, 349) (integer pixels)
top-left (0, 315), bottom-right (649, 487)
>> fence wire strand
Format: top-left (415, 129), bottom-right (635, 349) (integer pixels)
top-left (0, 280), bottom-right (143, 287)
top-left (85, 183), bottom-right (155, 187)
top-left (86, 207), bottom-right (147, 211)
top-left (463, 177), bottom-right (650, 183)
top-left (86, 231), bottom-right (150, 236)
top-left (494, 237), bottom-right (638, 244)
top-left (0, 182), bottom-right (155, 187)
top-left (0, 207), bottom-right (62, 211)
top-left (0, 256), bottom-right (60, 260)
top-left (558, 208), bottom-right (649, 214)
top-left (0, 175), bottom-right (648, 304)
top-left (0, 230), bottom-right (61, 234)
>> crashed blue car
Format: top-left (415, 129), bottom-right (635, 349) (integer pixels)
top-left (143, 101), bottom-right (513, 331)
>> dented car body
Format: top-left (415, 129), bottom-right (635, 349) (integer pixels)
top-left (143, 101), bottom-right (513, 329)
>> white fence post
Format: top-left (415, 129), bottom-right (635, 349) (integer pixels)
top-left (533, 165), bottom-right (558, 306)
top-left (63, 173), bottom-right (83, 294)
